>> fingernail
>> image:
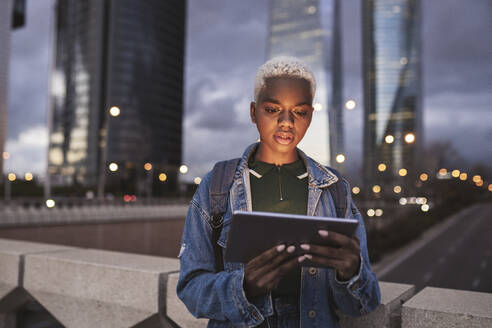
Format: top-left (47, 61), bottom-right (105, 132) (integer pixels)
top-left (304, 254), bottom-right (313, 260)
top-left (298, 255), bottom-right (306, 262)
top-left (276, 244), bottom-right (286, 252)
top-left (300, 244), bottom-right (310, 251)
top-left (287, 245), bottom-right (296, 253)
top-left (318, 230), bottom-right (329, 237)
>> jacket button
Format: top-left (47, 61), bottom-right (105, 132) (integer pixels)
top-left (308, 310), bottom-right (316, 318)
top-left (308, 267), bottom-right (317, 275)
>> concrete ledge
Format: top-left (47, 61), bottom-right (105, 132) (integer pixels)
top-left (402, 287), bottom-right (492, 328)
top-left (339, 281), bottom-right (415, 328)
top-left (23, 248), bottom-right (180, 328)
top-left (0, 205), bottom-right (188, 227)
top-left (0, 238), bottom-right (75, 312)
top-left (167, 272), bottom-right (208, 328)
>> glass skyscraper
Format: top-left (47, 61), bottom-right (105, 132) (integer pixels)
top-left (47, 0), bottom-right (186, 195)
top-left (267, 0), bottom-right (343, 167)
top-left (362, 0), bottom-right (422, 186)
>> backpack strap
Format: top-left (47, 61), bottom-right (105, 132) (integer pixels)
top-left (326, 168), bottom-right (348, 218)
top-left (209, 158), bottom-right (240, 272)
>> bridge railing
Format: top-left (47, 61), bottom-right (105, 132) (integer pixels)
top-left (1, 238), bottom-right (491, 328)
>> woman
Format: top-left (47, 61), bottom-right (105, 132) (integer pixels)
top-left (177, 56), bottom-right (381, 327)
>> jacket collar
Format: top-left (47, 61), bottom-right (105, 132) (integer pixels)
top-left (235, 142), bottom-right (338, 188)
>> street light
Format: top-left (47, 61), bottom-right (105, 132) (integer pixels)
top-left (393, 185), bottom-right (402, 193)
top-left (109, 163), bottom-right (118, 172)
top-left (404, 133), bottom-right (415, 144)
top-left (194, 177), bottom-right (202, 185)
top-left (46, 199), bottom-right (56, 208)
top-left (109, 106), bottom-right (120, 117)
top-left (352, 186), bottom-right (360, 195)
top-left (372, 185), bottom-right (381, 193)
top-left (345, 100), bottom-right (356, 110)
top-left (420, 173), bottom-right (428, 181)
top-left (378, 163), bottom-right (387, 172)
top-left (2, 151), bottom-right (10, 159)
top-left (459, 173), bottom-right (467, 181)
top-left (367, 209), bottom-right (375, 217)
top-left (25, 172), bottom-right (33, 181)
top-left (8, 173), bottom-right (16, 181)
top-left (179, 165), bottom-right (189, 174)
top-left (335, 154), bottom-right (345, 163)
top-left (398, 168), bottom-right (407, 177)
top-left (451, 170), bottom-right (460, 178)
top-left (144, 162), bottom-right (152, 171)
top-left (159, 173), bottom-right (167, 182)
top-left (385, 135), bottom-right (394, 144)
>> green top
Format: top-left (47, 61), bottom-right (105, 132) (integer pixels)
top-left (247, 148), bottom-right (308, 298)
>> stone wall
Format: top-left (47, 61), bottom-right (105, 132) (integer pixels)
top-left (1, 238), bottom-right (491, 327)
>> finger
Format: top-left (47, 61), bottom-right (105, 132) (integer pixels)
top-left (320, 230), bottom-right (360, 251)
top-left (256, 256), bottom-right (299, 289)
top-left (306, 254), bottom-right (346, 270)
top-left (246, 246), bottom-right (296, 281)
top-left (300, 244), bottom-right (346, 260)
top-left (246, 244), bottom-right (286, 269)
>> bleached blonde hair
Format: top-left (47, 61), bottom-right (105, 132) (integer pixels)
top-left (253, 56), bottom-right (316, 103)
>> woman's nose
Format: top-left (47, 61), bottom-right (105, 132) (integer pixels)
top-left (278, 110), bottom-right (294, 127)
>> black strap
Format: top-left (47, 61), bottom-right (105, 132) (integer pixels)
top-left (210, 158), bottom-right (240, 272)
top-left (326, 168), bottom-right (348, 218)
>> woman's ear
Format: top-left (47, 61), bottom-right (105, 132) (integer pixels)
top-left (250, 102), bottom-right (257, 124)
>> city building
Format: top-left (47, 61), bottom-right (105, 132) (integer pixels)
top-left (362, 0), bottom-right (423, 188)
top-left (47, 0), bottom-right (186, 196)
top-left (0, 0), bottom-right (26, 184)
top-left (267, 0), bottom-right (344, 167)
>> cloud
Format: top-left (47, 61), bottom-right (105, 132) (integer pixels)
top-left (6, 0), bottom-right (492, 183)
top-left (4, 125), bottom-right (48, 176)
top-left (7, 0), bottom-right (54, 140)
top-left (422, 0), bottom-right (492, 95)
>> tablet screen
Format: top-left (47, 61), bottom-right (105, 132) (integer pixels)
top-left (224, 210), bottom-right (359, 266)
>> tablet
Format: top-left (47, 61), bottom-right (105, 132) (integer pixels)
top-left (224, 210), bottom-right (359, 266)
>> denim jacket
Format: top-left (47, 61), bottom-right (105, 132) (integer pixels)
top-left (177, 142), bottom-right (381, 327)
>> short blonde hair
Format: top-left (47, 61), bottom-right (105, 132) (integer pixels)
top-left (253, 56), bottom-right (316, 103)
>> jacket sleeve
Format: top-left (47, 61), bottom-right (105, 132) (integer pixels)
top-left (329, 179), bottom-right (381, 316)
top-left (176, 172), bottom-right (266, 327)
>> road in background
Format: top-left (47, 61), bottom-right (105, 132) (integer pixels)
top-left (379, 203), bottom-right (492, 293)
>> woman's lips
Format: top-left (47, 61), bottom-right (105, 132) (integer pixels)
top-left (274, 133), bottom-right (294, 145)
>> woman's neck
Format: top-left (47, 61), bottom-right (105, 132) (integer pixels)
top-left (254, 143), bottom-right (298, 165)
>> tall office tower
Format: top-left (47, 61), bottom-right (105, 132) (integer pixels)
top-left (47, 0), bottom-right (186, 196)
top-left (267, 0), bottom-right (344, 167)
top-left (0, 0), bottom-right (25, 183)
top-left (362, 0), bottom-right (422, 187)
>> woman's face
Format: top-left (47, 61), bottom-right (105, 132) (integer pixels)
top-left (250, 77), bottom-right (314, 163)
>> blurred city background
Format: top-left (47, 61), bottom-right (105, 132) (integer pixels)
top-left (0, 0), bottom-right (491, 326)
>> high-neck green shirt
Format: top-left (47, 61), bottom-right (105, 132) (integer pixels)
top-left (247, 149), bottom-right (308, 297)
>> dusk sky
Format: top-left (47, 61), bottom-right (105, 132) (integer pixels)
top-left (4, 0), bottom-right (492, 183)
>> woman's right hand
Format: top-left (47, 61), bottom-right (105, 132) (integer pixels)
top-left (243, 244), bottom-right (304, 299)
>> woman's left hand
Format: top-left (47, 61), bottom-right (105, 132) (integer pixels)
top-left (299, 230), bottom-right (361, 281)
